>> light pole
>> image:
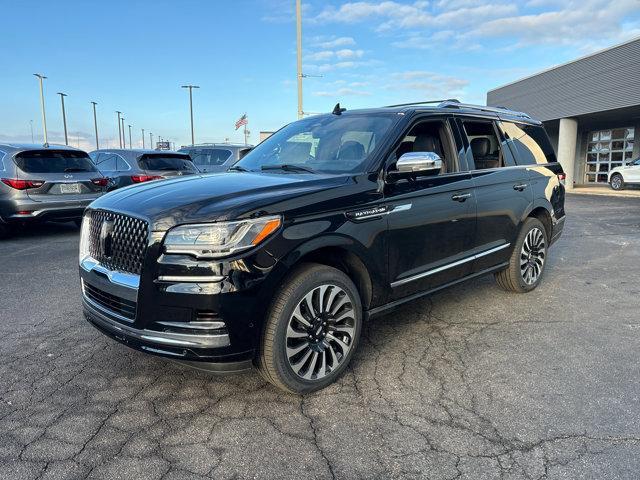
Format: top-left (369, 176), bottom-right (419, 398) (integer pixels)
top-left (150, 132), bottom-right (153, 149)
top-left (29, 120), bottom-right (34, 143)
top-left (116, 111), bottom-right (122, 148)
top-left (128, 124), bottom-right (132, 149)
top-left (141, 128), bottom-right (145, 148)
top-left (296, 0), bottom-right (303, 119)
top-left (121, 117), bottom-right (126, 148)
top-left (91, 102), bottom-right (99, 150)
top-left (181, 84), bottom-right (199, 145)
top-left (57, 92), bottom-right (68, 145)
top-left (33, 74), bottom-right (48, 145)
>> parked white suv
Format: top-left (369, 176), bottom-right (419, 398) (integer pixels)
top-left (609, 158), bottom-right (640, 190)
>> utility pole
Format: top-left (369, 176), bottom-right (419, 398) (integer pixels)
top-left (29, 120), bottom-right (34, 143)
top-left (150, 132), bottom-right (153, 149)
top-left (57, 92), bottom-right (68, 145)
top-left (91, 102), bottom-right (99, 150)
top-left (116, 111), bottom-right (122, 148)
top-left (128, 124), bottom-right (132, 149)
top-left (33, 74), bottom-right (48, 145)
top-left (296, 0), bottom-right (303, 119)
top-left (142, 128), bottom-right (145, 148)
top-left (181, 84), bottom-right (199, 145)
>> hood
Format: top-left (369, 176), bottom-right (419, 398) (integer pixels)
top-left (89, 171), bottom-right (352, 231)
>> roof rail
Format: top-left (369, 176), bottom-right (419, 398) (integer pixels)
top-left (383, 99), bottom-right (460, 108)
top-left (437, 100), bottom-right (531, 119)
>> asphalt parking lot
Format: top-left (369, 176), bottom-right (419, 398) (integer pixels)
top-left (1, 194), bottom-right (639, 480)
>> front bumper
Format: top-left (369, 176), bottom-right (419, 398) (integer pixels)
top-left (80, 257), bottom-right (256, 368)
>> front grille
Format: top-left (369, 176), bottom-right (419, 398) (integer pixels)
top-left (84, 282), bottom-right (137, 320)
top-left (88, 210), bottom-right (149, 275)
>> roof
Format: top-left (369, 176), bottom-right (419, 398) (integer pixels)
top-left (89, 148), bottom-right (187, 155)
top-left (303, 100), bottom-right (541, 124)
top-left (487, 36), bottom-right (640, 121)
top-left (489, 35), bottom-right (640, 93)
top-left (0, 143), bottom-right (85, 153)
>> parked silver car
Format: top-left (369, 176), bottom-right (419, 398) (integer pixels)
top-left (88, 149), bottom-right (198, 191)
top-left (0, 143), bottom-right (107, 237)
top-left (178, 143), bottom-right (253, 173)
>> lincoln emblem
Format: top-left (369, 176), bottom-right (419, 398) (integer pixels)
top-left (99, 219), bottom-right (115, 258)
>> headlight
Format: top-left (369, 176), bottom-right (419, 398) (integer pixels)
top-left (163, 215), bottom-right (282, 259)
top-left (79, 212), bottom-right (91, 263)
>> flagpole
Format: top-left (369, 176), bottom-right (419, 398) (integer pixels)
top-left (244, 117), bottom-right (248, 146)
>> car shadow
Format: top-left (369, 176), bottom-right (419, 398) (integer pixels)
top-left (0, 221), bottom-right (79, 241)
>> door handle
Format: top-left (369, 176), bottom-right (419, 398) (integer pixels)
top-left (513, 183), bottom-right (528, 191)
top-left (451, 193), bottom-right (472, 202)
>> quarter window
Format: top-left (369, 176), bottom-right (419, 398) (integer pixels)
top-left (95, 153), bottom-right (118, 171)
top-left (0, 150), bottom-right (5, 171)
top-left (498, 122), bottom-right (556, 166)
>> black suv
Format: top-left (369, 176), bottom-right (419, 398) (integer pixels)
top-left (79, 101), bottom-right (565, 394)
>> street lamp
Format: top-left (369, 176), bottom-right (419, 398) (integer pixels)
top-left (128, 124), bottom-right (132, 149)
top-left (149, 132), bottom-right (153, 149)
top-left (181, 84), bottom-right (199, 145)
top-left (296, 0), bottom-right (303, 119)
top-left (91, 102), bottom-right (99, 150)
top-left (141, 128), bottom-right (145, 148)
top-left (121, 117), bottom-right (126, 148)
top-left (57, 92), bottom-right (68, 145)
top-left (33, 74), bottom-right (48, 145)
top-left (29, 120), bottom-right (34, 143)
top-left (116, 111), bottom-right (122, 148)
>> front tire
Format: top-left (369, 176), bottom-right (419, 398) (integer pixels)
top-left (258, 263), bottom-right (362, 394)
top-left (495, 217), bottom-right (548, 293)
top-left (610, 173), bottom-right (624, 190)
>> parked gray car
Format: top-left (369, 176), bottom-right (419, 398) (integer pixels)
top-left (88, 149), bottom-right (198, 191)
top-left (178, 143), bottom-right (253, 173)
top-left (0, 143), bottom-right (107, 237)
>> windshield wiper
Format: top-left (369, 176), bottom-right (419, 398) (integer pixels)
top-left (261, 164), bottom-right (315, 173)
top-left (228, 165), bottom-right (250, 172)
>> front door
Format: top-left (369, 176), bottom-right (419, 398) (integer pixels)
top-left (385, 116), bottom-right (476, 300)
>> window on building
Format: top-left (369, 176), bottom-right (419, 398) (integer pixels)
top-left (585, 127), bottom-right (635, 183)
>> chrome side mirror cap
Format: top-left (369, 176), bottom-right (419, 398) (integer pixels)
top-left (395, 152), bottom-right (442, 175)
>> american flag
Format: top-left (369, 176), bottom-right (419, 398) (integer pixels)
top-left (235, 113), bottom-right (248, 130)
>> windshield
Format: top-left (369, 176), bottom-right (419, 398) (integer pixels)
top-left (14, 150), bottom-right (97, 173)
top-left (236, 114), bottom-right (395, 174)
top-left (138, 154), bottom-right (196, 171)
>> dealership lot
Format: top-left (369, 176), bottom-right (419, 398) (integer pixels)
top-left (1, 194), bottom-right (639, 480)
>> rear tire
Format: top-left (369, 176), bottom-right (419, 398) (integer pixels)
top-left (258, 263), bottom-right (362, 394)
top-left (610, 173), bottom-right (624, 190)
top-left (495, 217), bottom-right (548, 293)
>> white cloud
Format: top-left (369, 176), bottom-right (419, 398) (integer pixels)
top-left (312, 0), bottom-right (640, 50)
top-left (314, 36), bottom-right (357, 49)
top-left (389, 71), bottom-right (469, 99)
top-left (335, 49), bottom-right (365, 59)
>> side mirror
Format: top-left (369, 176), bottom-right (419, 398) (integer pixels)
top-left (391, 152), bottom-right (442, 177)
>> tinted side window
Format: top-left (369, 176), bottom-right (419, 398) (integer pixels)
top-left (190, 149), bottom-right (233, 167)
top-left (462, 120), bottom-right (514, 169)
top-left (96, 153), bottom-right (118, 170)
top-left (498, 122), bottom-right (557, 165)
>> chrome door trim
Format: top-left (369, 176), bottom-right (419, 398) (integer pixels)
top-left (391, 243), bottom-right (511, 288)
top-left (156, 275), bottom-right (225, 283)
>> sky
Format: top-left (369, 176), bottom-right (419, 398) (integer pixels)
top-left (1, 0), bottom-right (639, 151)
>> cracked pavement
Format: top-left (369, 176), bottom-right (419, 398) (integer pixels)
top-left (1, 194), bottom-right (639, 480)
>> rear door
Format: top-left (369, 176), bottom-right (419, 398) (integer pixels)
top-left (137, 153), bottom-right (198, 178)
top-left (14, 150), bottom-right (104, 202)
top-left (455, 117), bottom-right (532, 271)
